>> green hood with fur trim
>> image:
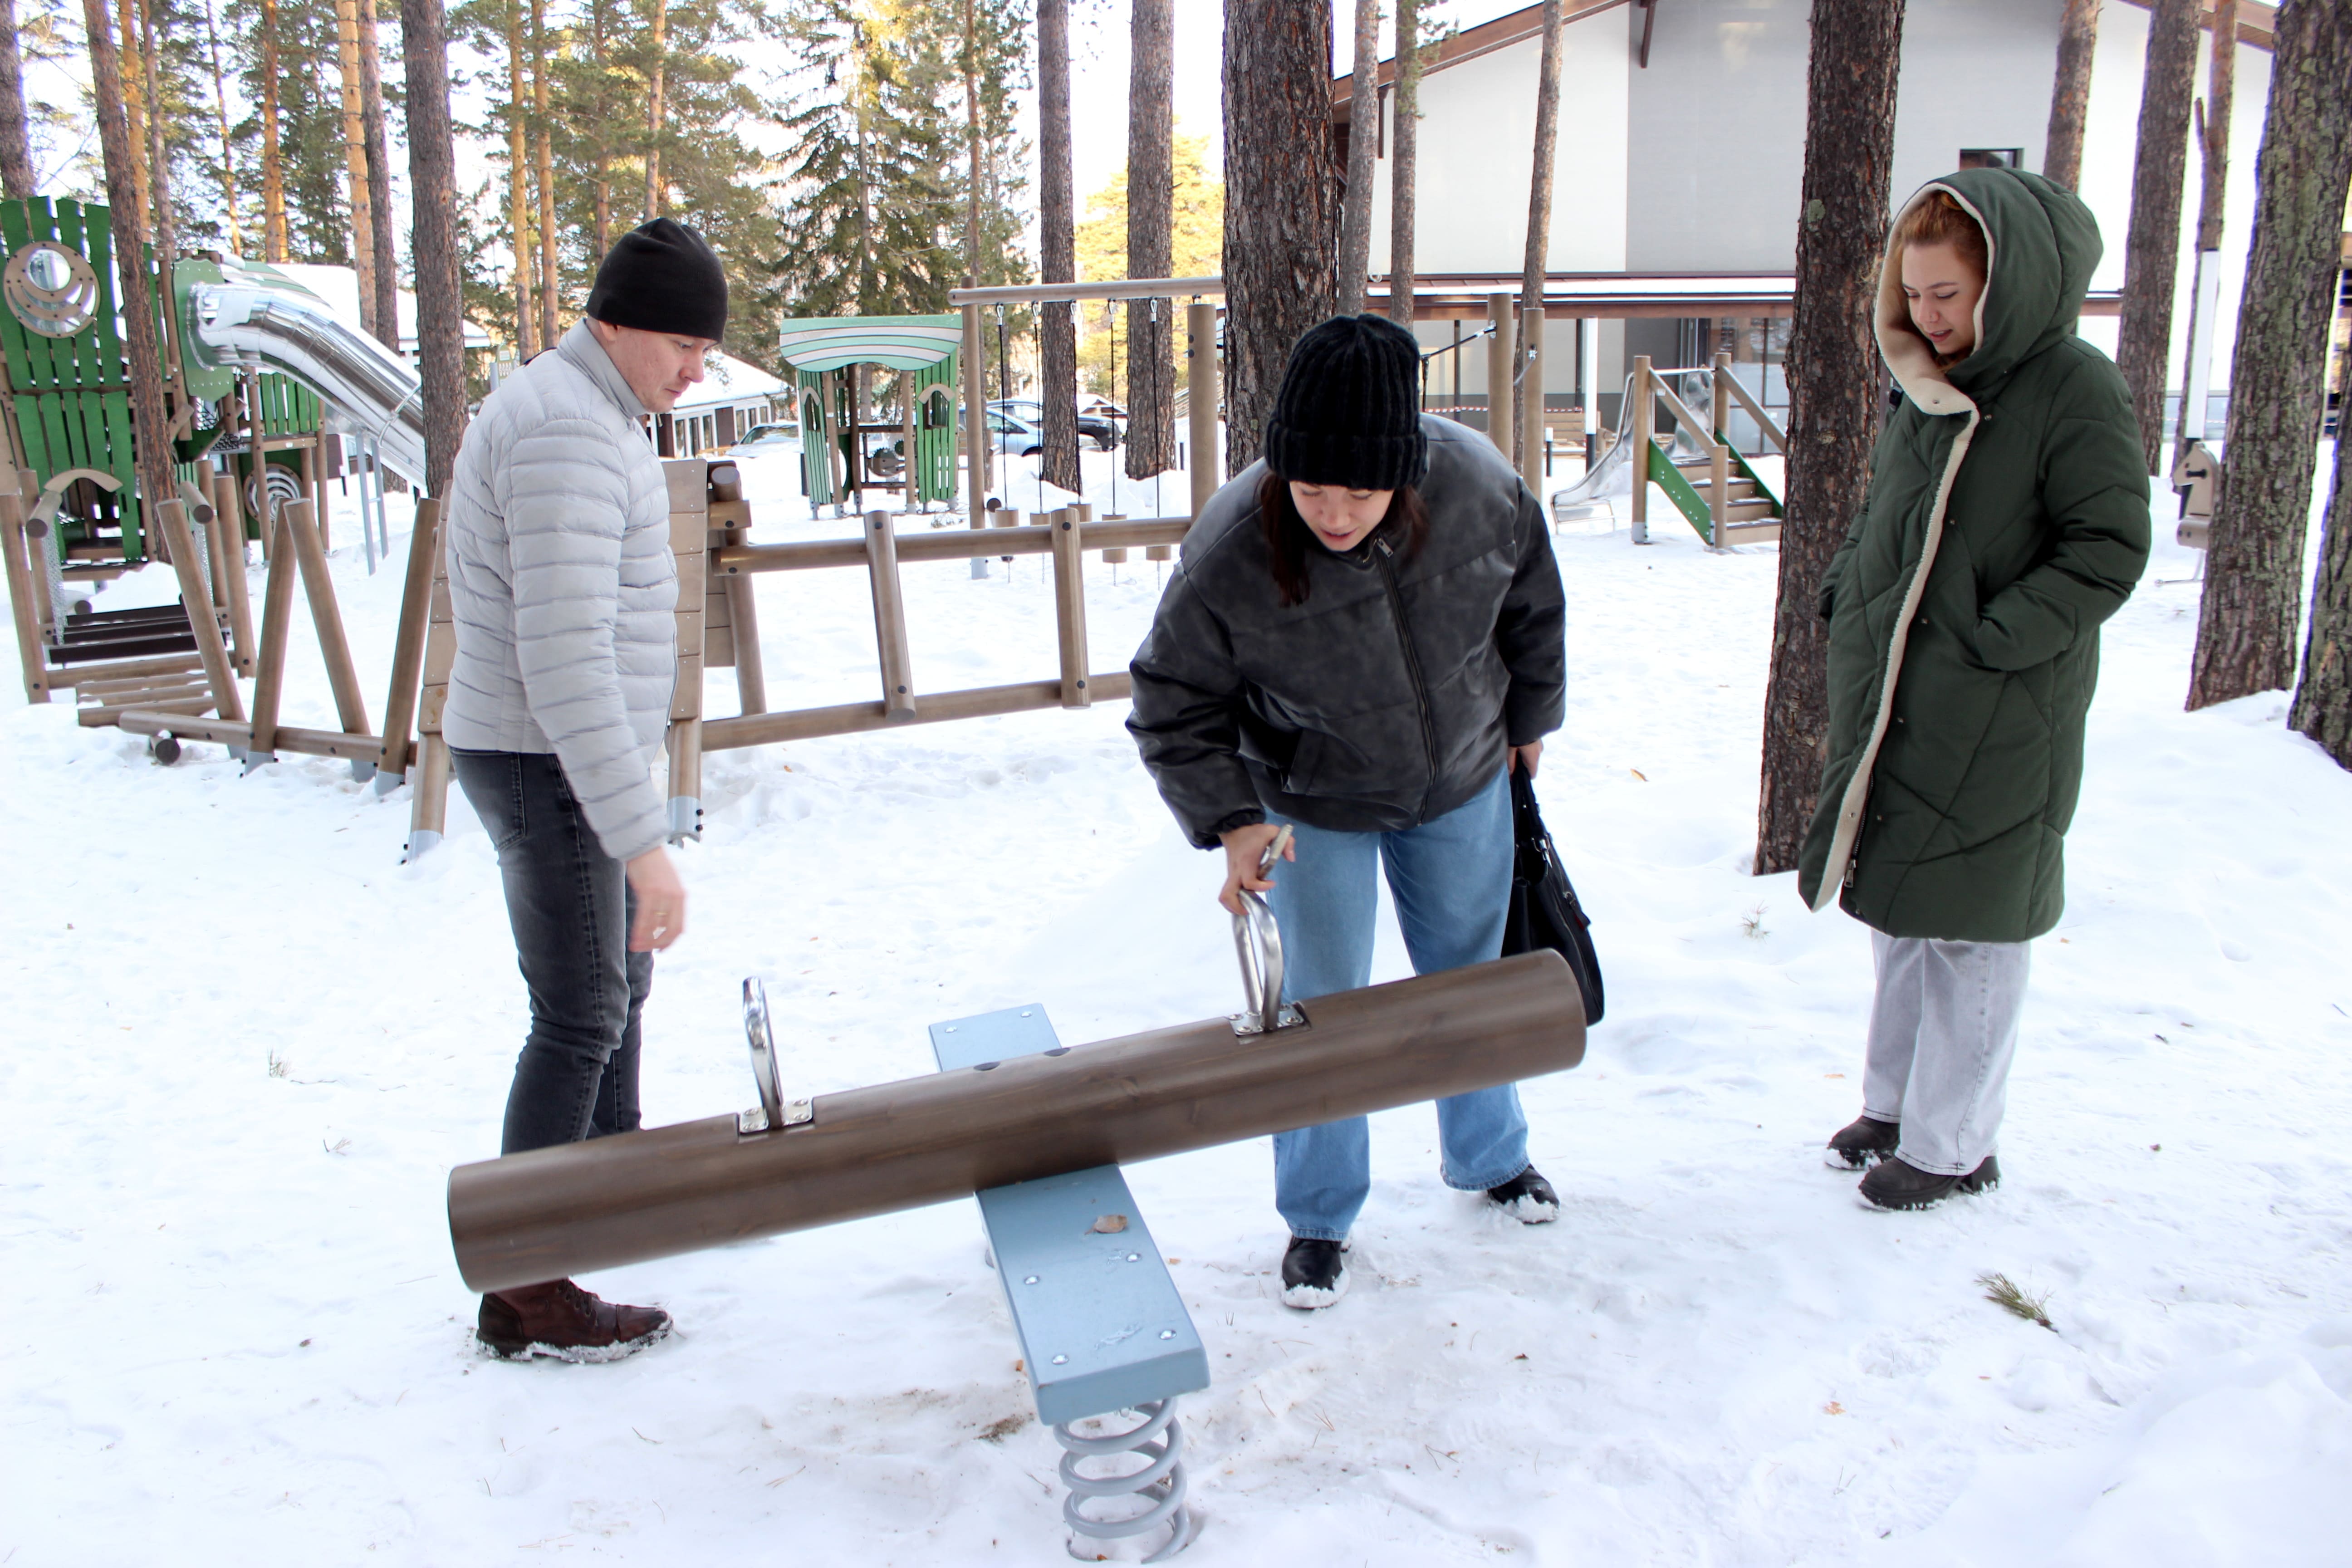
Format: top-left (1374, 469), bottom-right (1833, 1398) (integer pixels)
top-left (1795, 167), bottom-right (2151, 942)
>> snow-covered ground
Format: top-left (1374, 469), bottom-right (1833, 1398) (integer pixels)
top-left (4, 448), bottom-right (2348, 1566)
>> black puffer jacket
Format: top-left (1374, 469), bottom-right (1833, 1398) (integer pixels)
top-left (1128, 416), bottom-right (1567, 848)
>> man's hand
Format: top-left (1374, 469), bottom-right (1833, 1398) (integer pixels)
top-left (1508, 741), bottom-right (1544, 779)
top-left (625, 847), bottom-right (687, 951)
top-left (1216, 822), bottom-right (1294, 916)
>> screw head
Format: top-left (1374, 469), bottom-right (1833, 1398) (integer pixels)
top-left (1159, 1329), bottom-right (1176, 1340)
top-left (1024, 1275), bottom-right (1040, 1285)
top-left (1050, 1354), bottom-right (1068, 1365)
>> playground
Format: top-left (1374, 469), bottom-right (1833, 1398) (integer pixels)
top-left (4, 449), bottom-right (2349, 1560)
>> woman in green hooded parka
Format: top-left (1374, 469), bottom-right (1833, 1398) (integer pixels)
top-left (1801, 167), bottom-right (2150, 1210)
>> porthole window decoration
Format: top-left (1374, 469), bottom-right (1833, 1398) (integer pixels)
top-left (4, 240), bottom-right (103, 339)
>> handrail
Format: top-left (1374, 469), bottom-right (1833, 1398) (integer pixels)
top-left (714, 516), bottom-right (1192, 576)
top-left (1648, 379), bottom-right (1711, 442)
top-left (1715, 360), bottom-right (1788, 451)
top-left (949, 277), bottom-right (1225, 307)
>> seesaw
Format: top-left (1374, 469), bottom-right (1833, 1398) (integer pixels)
top-left (448, 900), bottom-right (1587, 1558)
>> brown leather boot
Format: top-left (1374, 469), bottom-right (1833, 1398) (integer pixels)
top-left (477, 1279), bottom-right (671, 1362)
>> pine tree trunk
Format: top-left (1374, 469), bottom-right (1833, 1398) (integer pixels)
top-left (2289, 331), bottom-right (2352, 765)
top-left (1336, 0), bottom-right (1379, 316)
top-left (134, 0), bottom-right (174, 273)
top-left (1221, 0), bottom-right (1337, 477)
top-left (1754, 0), bottom-right (1905, 877)
top-left (1125, 0), bottom-right (1175, 480)
top-left (645, 0), bottom-right (665, 220)
top-left (1036, 0), bottom-right (1080, 493)
top-left (201, 0), bottom-right (244, 255)
top-left (1517, 0), bottom-right (1563, 473)
top-left (506, 0), bottom-right (535, 358)
top-left (591, 0), bottom-right (611, 255)
top-left (2185, 0), bottom-right (2352, 711)
top-left (335, 0), bottom-right (378, 336)
top-left (119, 0), bottom-right (150, 234)
top-left (532, 0), bottom-right (557, 347)
top-left (400, 0), bottom-right (469, 493)
top-left (2043, 0), bottom-right (2101, 190)
top-left (1386, 0), bottom-right (1420, 328)
top-left (2116, 0), bottom-right (2199, 479)
top-left (261, 0), bottom-right (287, 261)
top-left (0, 0), bottom-right (37, 199)
top-left (78, 0), bottom-right (174, 523)
top-left (358, 0), bottom-right (398, 349)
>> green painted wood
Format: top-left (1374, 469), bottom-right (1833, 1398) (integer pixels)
top-left (1646, 441), bottom-right (1717, 542)
top-left (1729, 446), bottom-right (1782, 516)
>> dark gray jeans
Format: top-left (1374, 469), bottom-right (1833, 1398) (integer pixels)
top-left (453, 748), bottom-right (653, 1156)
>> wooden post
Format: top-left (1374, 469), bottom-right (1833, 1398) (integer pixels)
top-left (1629, 354), bottom-right (1653, 545)
top-left (1187, 300), bottom-right (1218, 519)
top-left (1486, 292), bottom-right (1514, 462)
top-left (1049, 506), bottom-right (1091, 708)
top-left (375, 496), bottom-right (441, 781)
top-left (407, 526), bottom-right (458, 856)
top-left (407, 733), bottom-right (450, 858)
top-left (962, 301), bottom-right (990, 509)
top-left (156, 499), bottom-right (246, 723)
top-left (1, 492), bottom-right (49, 702)
top-left (1519, 305), bottom-right (1545, 493)
top-left (665, 459), bottom-right (708, 841)
top-left (246, 506), bottom-right (300, 757)
top-left (207, 470), bottom-right (257, 675)
top-left (900, 379), bottom-right (917, 508)
top-left (284, 499), bottom-right (371, 741)
top-left (864, 508), bottom-right (915, 720)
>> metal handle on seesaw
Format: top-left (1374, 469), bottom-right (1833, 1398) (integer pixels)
top-left (1230, 826), bottom-right (1303, 1037)
top-left (739, 979), bottom-right (812, 1134)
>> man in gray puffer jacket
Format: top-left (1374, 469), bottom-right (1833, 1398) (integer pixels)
top-left (443, 218), bottom-right (720, 1360)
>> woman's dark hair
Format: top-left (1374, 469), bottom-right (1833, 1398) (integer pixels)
top-left (1257, 473), bottom-right (1428, 608)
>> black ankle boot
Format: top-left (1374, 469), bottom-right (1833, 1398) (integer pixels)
top-left (1858, 1154), bottom-right (2000, 1211)
top-left (1825, 1114), bottom-right (1901, 1170)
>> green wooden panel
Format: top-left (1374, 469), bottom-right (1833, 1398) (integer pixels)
top-left (56, 199), bottom-right (98, 391)
top-left (78, 202), bottom-right (129, 380)
top-left (0, 198), bottom-right (38, 392)
top-left (102, 390), bottom-right (138, 556)
top-left (37, 392), bottom-right (70, 472)
top-left (1646, 441), bottom-right (1717, 543)
top-left (13, 392), bottom-right (49, 474)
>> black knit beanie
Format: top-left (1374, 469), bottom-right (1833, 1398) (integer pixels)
top-left (1262, 314), bottom-right (1426, 490)
top-left (585, 218), bottom-right (728, 340)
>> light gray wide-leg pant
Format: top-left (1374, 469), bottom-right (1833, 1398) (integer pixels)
top-left (1860, 933), bottom-right (2030, 1176)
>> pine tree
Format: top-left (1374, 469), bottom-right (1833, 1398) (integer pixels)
top-left (1073, 132), bottom-right (1220, 397)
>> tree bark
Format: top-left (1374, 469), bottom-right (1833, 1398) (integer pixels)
top-left (962, 0), bottom-right (985, 490)
top-left (119, 0), bottom-right (150, 234)
top-left (1517, 0), bottom-right (1563, 473)
top-left (1387, 0), bottom-right (1421, 328)
top-left (335, 0), bottom-right (379, 335)
top-left (1221, 0), bottom-right (1338, 476)
top-left (400, 0), bottom-right (469, 494)
top-left (79, 0), bottom-right (175, 528)
top-left (1336, 0), bottom-right (1379, 315)
top-left (1036, 0), bottom-right (1080, 492)
top-left (1754, 0), bottom-right (1905, 877)
top-left (506, 0), bottom-right (535, 358)
top-left (645, 0), bottom-right (665, 219)
top-left (2186, 0), bottom-right (2352, 711)
top-left (1125, 0), bottom-right (1175, 480)
top-left (2288, 328), bottom-right (2352, 765)
top-left (261, 0), bottom-right (287, 261)
top-left (591, 0), bottom-right (611, 255)
top-left (2116, 0), bottom-right (2199, 479)
top-left (533, 0), bottom-right (558, 348)
top-left (0, 0), bottom-right (37, 198)
top-left (201, 0), bottom-right (245, 255)
top-left (2043, 0), bottom-right (2101, 190)
top-left (358, 0), bottom-right (399, 349)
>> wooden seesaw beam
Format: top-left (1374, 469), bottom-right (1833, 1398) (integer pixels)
top-left (448, 949), bottom-right (1587, 1294)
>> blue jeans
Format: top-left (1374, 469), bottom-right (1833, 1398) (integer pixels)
top-left (1266, 768), bottom-right (1529, 1240)
top-left (452, 749), bottom-right (653, 1156)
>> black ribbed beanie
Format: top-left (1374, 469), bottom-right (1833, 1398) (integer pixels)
top-left (585, 218), bottom-right (728, 340)
top-left (1262, 314), bottom-right (1426, 490)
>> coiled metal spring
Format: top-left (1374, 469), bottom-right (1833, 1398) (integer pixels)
top-left (1054, 1396), bottom-right (1193, 1561)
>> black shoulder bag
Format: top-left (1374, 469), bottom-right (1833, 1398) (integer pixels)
top-left (1500, 769), bottom-right (1605, 1025)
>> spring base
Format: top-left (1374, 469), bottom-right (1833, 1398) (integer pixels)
top-left (1055, 1396), bottom-right (1193, 1562)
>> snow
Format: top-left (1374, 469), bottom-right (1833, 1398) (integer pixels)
top-left (4, 446), bottom-right (2349, 1565)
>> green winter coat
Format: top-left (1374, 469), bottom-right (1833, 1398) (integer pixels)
top-left (1796, 168), bottom-right (2151, 942)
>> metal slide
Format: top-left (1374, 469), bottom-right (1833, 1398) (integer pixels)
top-left (1547, 367), bottom-right (1722, 527)
top-left (178, 259), bottom-right (428, 486)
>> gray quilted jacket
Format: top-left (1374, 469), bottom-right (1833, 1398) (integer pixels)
top-left (1129, 416), bottom-right (1566, 847)
top-left (443, 321), bottom-right (678, 863)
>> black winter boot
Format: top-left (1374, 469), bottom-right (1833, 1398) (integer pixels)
top-left (1484, 1166), bottom-right (1560, 1223)
top-left (1279, 1237), bottom-right (1350, 1309)
top-left (1858, 1155), bottom-right (2000, 1211)
top-left (1825, 1114), bottom-right (1901, 1170)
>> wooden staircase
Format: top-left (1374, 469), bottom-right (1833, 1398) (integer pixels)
top-left (1629, 353), bottom-right (1787, 549)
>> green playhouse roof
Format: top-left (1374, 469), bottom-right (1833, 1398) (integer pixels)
top-left (775, 314), bottom-right (961, 372)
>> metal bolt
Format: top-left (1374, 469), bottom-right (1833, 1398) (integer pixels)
top-left (944, 1026), bottom-right (957, 1032)
top-left (1126, 1253), bottom-right (1140, 1263)
top-left (1159, 1329), bottom-right (1176, 1340)
top-left (1024, 1275), bottom-right (1040, 1285)
top-left (1051, 1354), bottom-right (1068, 1365)
top-left (1019, 1010), bottom-right (1032, 1018)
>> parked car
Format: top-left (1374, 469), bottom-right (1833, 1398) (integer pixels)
top-left (987, 398), bottom-right (1121, 451)
top-left (983, 407), bottom-right (1046, 457)
top-left (725, 423), bottom-right (799, 456)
